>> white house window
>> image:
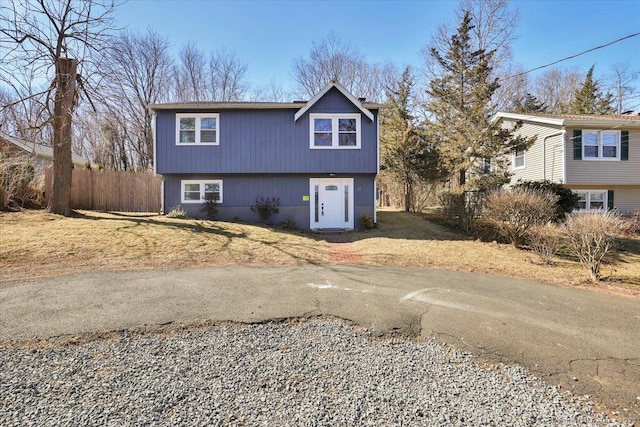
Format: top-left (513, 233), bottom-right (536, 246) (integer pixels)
top-left (310, 114), bottom-right (361, 149)
top-left (576, 190), bottom-right (606, 211)
top-left (176, 113), bottom-right (219, 145)
top-left (582, 130), bottom-right (619, 160)
top-left (181, 180), bottom-right (223, 203)
top-left (513, 149), bottom-right (525, 169)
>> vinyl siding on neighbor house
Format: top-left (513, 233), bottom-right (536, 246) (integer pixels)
top-left (504, 119), bottom-right (565, 184)
top-left (564, 127), bottom-right (640, 186)
top-left (154, 88), bottom-right (378, 175)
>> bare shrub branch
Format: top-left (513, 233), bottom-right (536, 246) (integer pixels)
top-left (483, 187), bottom-right (558, 247)
top-left (563, 211), bottom-right (628, 282)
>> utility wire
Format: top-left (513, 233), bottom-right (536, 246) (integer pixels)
top-left (507, 32), bottom-right (640, 79)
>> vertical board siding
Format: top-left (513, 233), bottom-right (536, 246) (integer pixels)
top-left (45, 168), bottom-right (161, 212)
top-left (164, 174), bottom-right (376, 227)
top-left (565, 128), bottom-right (640, 185)
top-left (154, 89), bottom-right (378, 175)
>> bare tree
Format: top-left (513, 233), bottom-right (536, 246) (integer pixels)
top-left (100, 28), bottom-right (173, 169)
top-left (0, 0), bottom-right (116, 215)
top-left (606, 62), bottom-right (640, 114)
top-left (250, 79), bottom-right (291, 102)
top-left (173, 42), bottom-right (208, 102)
top-left (292, 32), bottom-right (393, 101)
top-left (532, 66), bottom-right (583, 113)
top-left (208, 48), bottom-right (249, 101)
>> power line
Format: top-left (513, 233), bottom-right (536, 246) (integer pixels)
top-left (507, 32), bottom-right (640, 80)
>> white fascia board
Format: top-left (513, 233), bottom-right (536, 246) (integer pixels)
top-left (491, 112), bottom-right (565, 126)
top-left (294, 81), bottom-right (374, 122)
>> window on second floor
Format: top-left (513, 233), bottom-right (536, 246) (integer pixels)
top-left (176, 113), bottom-right (219, 145)
top-left (309, 114), bottom-right (361, 149)
top-left (582, 130), bottom-right (620, 160)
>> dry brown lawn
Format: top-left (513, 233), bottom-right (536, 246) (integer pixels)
top-left (351, 208), bottom-right (640, 292)
top-left (2, 208), bottom-right (639, 293)
top-left (0, 210), bottom-right (329, 282)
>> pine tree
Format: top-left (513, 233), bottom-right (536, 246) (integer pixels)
top-left (380, 67), bottom-right (441, 211)
top-left (426, 11), bottom-right (533, 228)
top-left (513, 93), bottom-right (547, 113)
top-left (571, 65), bottom-right (615, 115)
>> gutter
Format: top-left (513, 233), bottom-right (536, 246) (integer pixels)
top-left (543, 131), bottom-right (564, 181)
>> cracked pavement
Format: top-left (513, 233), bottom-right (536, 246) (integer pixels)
top-left (1, 264), bottom-right (639, 422)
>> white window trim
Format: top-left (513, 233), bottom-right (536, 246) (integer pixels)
top-left (309, 113), bottom-right (361, 149)
top-left (574, 189), bottom-right (607, 212)
top-left (512, 149), bottom-right (525, 170)
top-left (181, 180), bottom-right (223, 204)
top-left (581, 130), bottom-right (620, 161)
top-left (176, 113), bottom-right (220, 146)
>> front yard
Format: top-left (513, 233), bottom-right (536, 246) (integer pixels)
top-left (1, 209), bottom-right (639, 292)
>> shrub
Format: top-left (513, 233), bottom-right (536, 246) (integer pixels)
top-left (360, 215), bottom-right (374, 230)
top-left (199, 194), bottom-right (218, 220)
top-left (278, 217), bottom-right (297, 230)
top-left (514, 180), bottom-right (579, 222)
top-left (438, 190), bottom-right (483, 231)
top-left (250, 196), bottom-right (280, 223)
top-left (167, 205), bottom-right (188, 219)
top-left (0, 154), bottom-right (42, 207)
top-left (483, 187), bottom-right (558, 248)
top-left (527, 225), bottom-right (563, 265)
top-left (563, 211), bottom-right (628, 282)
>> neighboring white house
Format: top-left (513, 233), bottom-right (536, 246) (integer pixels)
top-left (492, 112), bottom-right (640, 214)
top-left (0, 132), bottom-right (91, 172)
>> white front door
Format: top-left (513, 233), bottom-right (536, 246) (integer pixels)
top-left (310, 178), bottom-right (354, 229)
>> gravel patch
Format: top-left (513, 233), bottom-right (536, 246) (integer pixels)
top-left (0, 318), bottom-right (629, 426)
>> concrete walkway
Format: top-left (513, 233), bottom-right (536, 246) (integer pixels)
top-left (1, 264), bottom-right (639, 422)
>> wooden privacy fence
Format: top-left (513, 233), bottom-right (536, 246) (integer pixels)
top-left (45, 168), bottom-right (162, 212)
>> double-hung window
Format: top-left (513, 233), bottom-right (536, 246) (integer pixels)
top-left (512, 149), bottom-right (525, 169)
top-left (582, 130), bottom-right (619, 160)
top-left (310, 114), bottom-right (361, 149)
top-left (576, 190), bottom-right (606, 211)
top-left (181, 180), bottom-right (223, 203)
top-left (176, 113), bottom-right (219, 145)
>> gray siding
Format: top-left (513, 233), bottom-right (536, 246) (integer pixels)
top-left (155, 88), bottom-right (378, 175)
top-left (565, 127), bottom-right (640, 186)
top-left (164, 174), bottom-right (375, 229)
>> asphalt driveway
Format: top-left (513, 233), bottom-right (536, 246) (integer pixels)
top-left (1, 265), bottom-right (639, 421)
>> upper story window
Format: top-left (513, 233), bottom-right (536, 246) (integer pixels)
top-left (176, 113), bottom-right (219, 145)
top-left (181, 180), bottom-right (223, 203)
top-left (309, 114), bottom-right (361, 149)
top-left (512, 149), bottom-right (525, 169)
top-left (582, 130), bottom-right (619, 160)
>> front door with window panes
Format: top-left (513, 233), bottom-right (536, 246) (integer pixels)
top-left (310, 178), bottom-right (354, 229)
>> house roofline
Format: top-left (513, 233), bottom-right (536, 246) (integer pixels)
top-left (148, 100), bottom-right (383, 113)
top-left (0, 132), bottom-right (91, 167)
top-left (294, 81), bottom-right (375, 122)
top-left (492, 111), bottom-right (640, 128)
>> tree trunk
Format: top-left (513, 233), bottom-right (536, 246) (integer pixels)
top-left (49, 58), bottom-right (77, 216)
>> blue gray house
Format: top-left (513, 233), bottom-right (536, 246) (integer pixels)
top-left (150, 81), bottom-right (381, 230)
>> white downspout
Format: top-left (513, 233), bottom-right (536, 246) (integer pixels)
top-left (543, 131), bottom-right (564, 181)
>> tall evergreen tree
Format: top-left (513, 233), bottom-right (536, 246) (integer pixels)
top-left (380, 67), bottom-right (441, 211)
top-left (571, 65), bottom-right (615, 115)
top-left (426, 11), bottom-right (533, 228)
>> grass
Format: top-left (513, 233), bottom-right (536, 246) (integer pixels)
top-left (1, 208), bottom-right (639, 291)
top-left (0, 210), bottom-right (329, 282)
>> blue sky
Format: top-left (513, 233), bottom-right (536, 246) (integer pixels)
top-left (114, 0), bottom-right (640, 92)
